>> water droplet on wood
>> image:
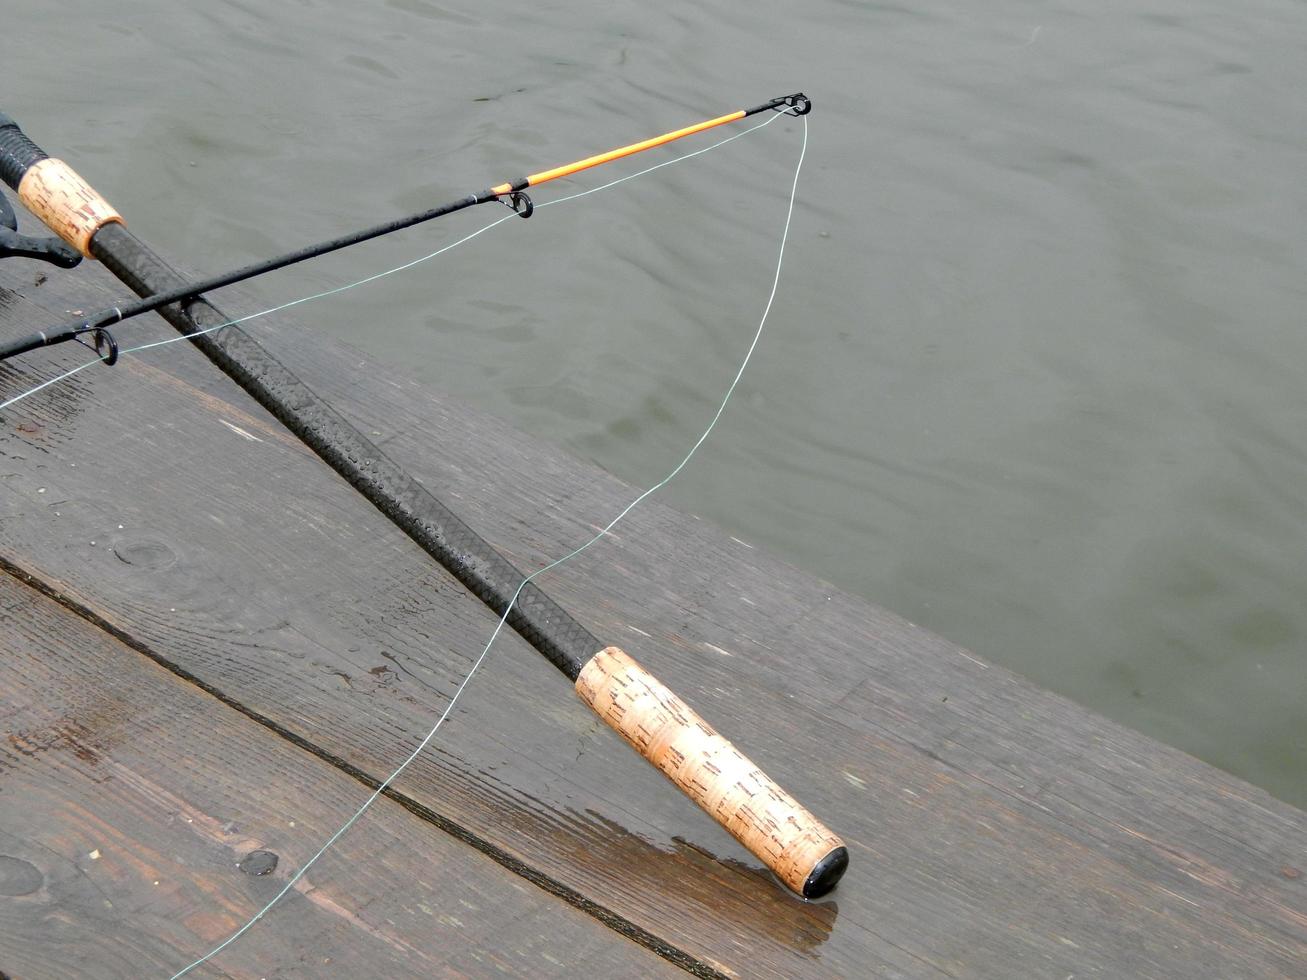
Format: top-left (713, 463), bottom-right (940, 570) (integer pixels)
top-left (239, 850), bottom-right (279, 876)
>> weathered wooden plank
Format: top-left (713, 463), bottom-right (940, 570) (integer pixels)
top-left (0, 249), bottom-right (876, 974)
top-left (0, 571), bottom-right (680, 979)
top-left (0, 258), bottom-right (895, 977)
top-left (2, 199), bottom-right (1305, 978)
top-left (254, 321), bottom-right (1307, 977)
top-left (223, 274), bottom-right (1307, 975)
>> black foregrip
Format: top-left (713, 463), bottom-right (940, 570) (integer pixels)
top-left (0, 112), bottom-right (49, 190)
top-left (89, 222), bottom-right (603, 680)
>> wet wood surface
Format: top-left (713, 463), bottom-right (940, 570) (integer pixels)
top-left (0, 572), bottom-right (677, 979)
top-left (1, 189), bottom-right (1305, 977)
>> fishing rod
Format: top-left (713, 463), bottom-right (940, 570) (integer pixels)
top-left (0, 94), bottom-right (846, 901)
top-left (0, 93), bottom-right (809, 365)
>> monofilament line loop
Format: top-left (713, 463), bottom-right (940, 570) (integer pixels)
top-left (43, 107), bottom-right (804, 980)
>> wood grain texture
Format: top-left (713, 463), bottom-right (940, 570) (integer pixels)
top-left (577, 647), bottom-right (844, 896)
top-left (0, 572), bottom-right (679, 979)
top-left (17, 159), bottom-right (122, 257)
top-left (1, 186), bottom-right (1304, 978)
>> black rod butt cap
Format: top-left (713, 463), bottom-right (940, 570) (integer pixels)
top-left (802, 845), bottom-right (848, 899)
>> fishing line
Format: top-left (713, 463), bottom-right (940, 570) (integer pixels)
top-left (169, 108), bottom-right (807, 978)
top-left (0, 110), bottom-right (786, 415)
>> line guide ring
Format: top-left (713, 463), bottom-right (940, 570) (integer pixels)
top-left (503, 190), bottom-right (533, 219)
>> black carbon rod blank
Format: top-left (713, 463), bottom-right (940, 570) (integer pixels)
top-left (91, 220), bottom-right (602, 679)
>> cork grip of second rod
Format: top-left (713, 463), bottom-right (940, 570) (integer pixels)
top-left (575, 646), bottom-right (848, 899)
top-left (16, 159), bottom-right (121, 258)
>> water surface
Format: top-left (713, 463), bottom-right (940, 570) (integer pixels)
top-left (10, 0), bottom-right (1307, 806)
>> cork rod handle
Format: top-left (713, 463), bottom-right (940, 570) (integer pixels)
top-left (16, 158), bottom-right (122, 258)
top-left (575, 646), bottom-right (848, 898)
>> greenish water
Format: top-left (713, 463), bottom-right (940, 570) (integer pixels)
top-left (10, 0), bottom-right (1306, 807)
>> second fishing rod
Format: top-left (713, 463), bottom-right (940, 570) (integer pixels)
top-left (0, 93), bottom-right (810, 364)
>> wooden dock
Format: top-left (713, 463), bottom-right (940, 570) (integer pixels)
top-left (1, 191), bottom-right (1304, 977)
